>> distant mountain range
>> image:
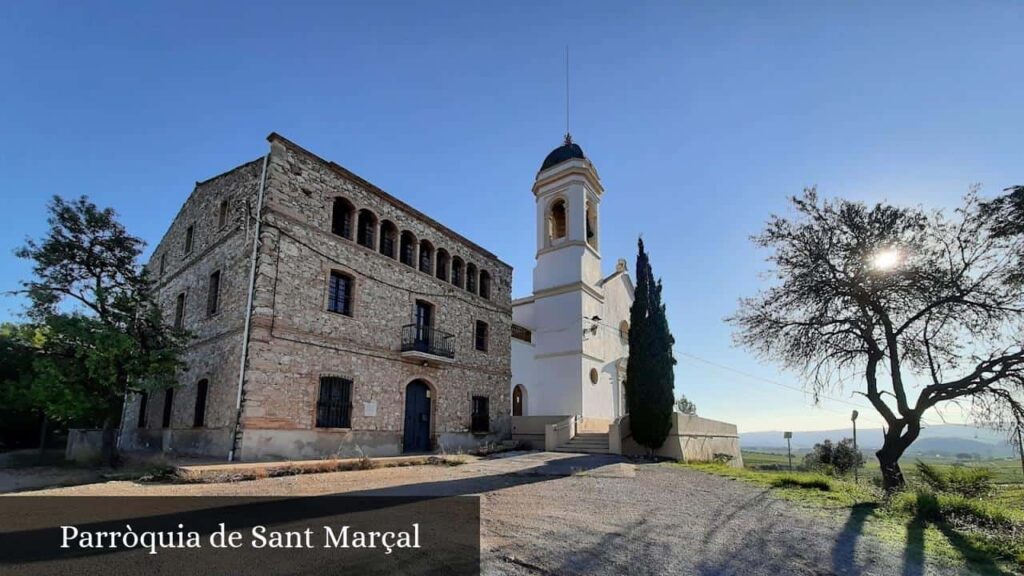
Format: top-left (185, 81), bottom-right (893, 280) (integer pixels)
top-left (741, 424), bottom-right (1017, 457)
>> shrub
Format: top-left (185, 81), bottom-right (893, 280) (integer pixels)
top-left (802, 438), bottom-right (864, 476)
top-left (712, 453), bottom-right (734, 464)
top-left (914, 461), bottom-right (993, 498)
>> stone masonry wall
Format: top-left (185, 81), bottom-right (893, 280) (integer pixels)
top-left (236, 135), bottom-right (513, 459)
top-left (121, 158), bottom-right (264, 456)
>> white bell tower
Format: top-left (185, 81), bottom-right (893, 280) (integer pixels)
top-left (528, 134), bottom-right (609, 419)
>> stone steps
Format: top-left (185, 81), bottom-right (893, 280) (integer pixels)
top-left (553, 433), bottom-right (611, 454)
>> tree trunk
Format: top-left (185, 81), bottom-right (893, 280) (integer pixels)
top-left (876, 446), bottom-right (906, 491)
top-left (37, 414), bottom-right (48, 455)
top-left (100, 417), bottom-right (118, 468)
top-left (876, 420), bottom-right (920, 491)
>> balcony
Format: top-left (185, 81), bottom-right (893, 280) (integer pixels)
top-left (400, 324), bottom-right (455, 362)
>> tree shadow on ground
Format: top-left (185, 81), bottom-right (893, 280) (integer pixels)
top-left (829, 493), bottom-right (1010, 576)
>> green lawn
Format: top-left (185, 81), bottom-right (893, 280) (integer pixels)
top-left (743, 450), bottom-right (1024, 487)
top-left (686, 453), bottom-right (1024, 574)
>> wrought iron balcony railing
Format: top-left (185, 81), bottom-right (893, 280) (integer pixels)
top-left (401, 324), bottom-right (455, 359)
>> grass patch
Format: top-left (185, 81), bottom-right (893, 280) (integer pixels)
top-left (681, 462), bottom-right (1023, 574)
top-left (771, 473), bottom-right (832, 491)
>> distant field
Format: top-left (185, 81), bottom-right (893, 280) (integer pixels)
top-left (742, 450), bottom-right (1024, 486)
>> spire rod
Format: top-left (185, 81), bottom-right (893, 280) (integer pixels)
top-left (565, 45), bottom-right (571, 142)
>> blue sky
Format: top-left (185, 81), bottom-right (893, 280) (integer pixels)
top-left (2, 1), bottom-right (1021, 432)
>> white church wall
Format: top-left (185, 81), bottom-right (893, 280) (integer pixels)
top-left (511, 339), bottom-right (537, 414)
top-left (534, 354), bottom-right (583, 416)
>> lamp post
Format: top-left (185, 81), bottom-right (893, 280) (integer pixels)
top-left (784, 431), bottom-right (793, 470)
top-left (851, 410), bottom-right (859, 484)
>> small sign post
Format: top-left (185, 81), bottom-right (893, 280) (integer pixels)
top-left (784, 431), bottom-right (793, 470)
top-left (851, 410), bottom-right (859, 484)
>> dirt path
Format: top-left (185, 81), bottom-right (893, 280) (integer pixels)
top-left (10, 452), bottom-right (958, 575)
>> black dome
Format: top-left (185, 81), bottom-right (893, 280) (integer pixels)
top-left (540, 135), bottom-right (585, 172)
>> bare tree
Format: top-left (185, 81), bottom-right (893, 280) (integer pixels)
top-left (730, 188), bottom-right (1024, 490)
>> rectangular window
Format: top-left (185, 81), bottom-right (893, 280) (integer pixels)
top-left (174, 292), bottom-right (186, 330)
top-left (159, 253), bottom-right (166, 276)
top-left (207, 270), bottom-right (221, 316)
top-left (184, 224), bottom-right (194, 256)
top-left (328, 272), bottom-right (353, 316)
top-left (193, 380), bottom-right (208, 427)
top-left (162, 388), bottom-right (174, 428)
top-left (316, 377), bottom-right (353, 428)
top-left (218, 200), bottom-right (229, 228)
top-left (475, 320), bottom-right (489, 352)
top-left (511, 324), bottom-right (532, 343)
top-left (471, 396), bottom-right (489, 433)
top-left (137, 392), bottom-right (149, 428)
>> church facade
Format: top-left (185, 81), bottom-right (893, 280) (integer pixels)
top-left (510, 137), bottom-right (634, 428)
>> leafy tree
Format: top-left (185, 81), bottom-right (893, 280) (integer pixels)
top-left (0, 323), bottom-right (46, 450)
top-left (675, 393), bottom-right (697, 415)
top-left (624, 238), bottom-right (677, 451)
top-left (802, 438), bottom-right (864, 476)
top-left (16, 196), bottom-right (186, 465)
top-left (731, 189), bottom-right (1024, 490)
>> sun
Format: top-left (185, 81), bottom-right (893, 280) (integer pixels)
top-left (871, 248), bottom-right (900, 271)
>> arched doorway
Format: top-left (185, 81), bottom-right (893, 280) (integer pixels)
top-left (403, 380), bottom-right (432, 452)
top-left (512, 385), bottom-right (526, 417)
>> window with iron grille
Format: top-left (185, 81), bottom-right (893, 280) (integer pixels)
top-left (174, 292), bottom-right (186, 330)
top-left (137, 392), bottom-right (149, 428)
top-left (207, 270), bottom-right (221, 316)
top-left (193, 379), bottom-right (208, 427)
top-left (471, 396), bottom-right (489, 433)
top-left (328, 272), bottom-right (353, 316)
top-left (162, 388), bottom-right (174, 428)
top-left (511, 324), bottom-right (532, 343)
top-left (316, 377), bottom-right (353, 428)
top-left (475, 321), bottom-right (489, 352)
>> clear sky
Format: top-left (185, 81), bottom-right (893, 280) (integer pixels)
top-left (2, 1), bottom-right (1021, 433)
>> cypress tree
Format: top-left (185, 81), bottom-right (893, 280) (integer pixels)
top-left (624, 237), bottom-right (676, 451)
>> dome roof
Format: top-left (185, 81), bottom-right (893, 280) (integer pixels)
top-left (540, 134), bottom-right (585, 172)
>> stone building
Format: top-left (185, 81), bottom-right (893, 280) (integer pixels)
top-left (120, 133), bottom-right (513, 461)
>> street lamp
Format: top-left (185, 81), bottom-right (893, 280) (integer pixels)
top-left (851, 410), bottom-right (859, 484)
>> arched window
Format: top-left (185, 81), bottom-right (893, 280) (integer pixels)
top-left (586, 201), bottom-right (599, 250)
top-left (379, 220), bottom-right (398, 259)
top-left (418, 240), bottom-right (434, 274)
top-left (356, 209), bottom-right (377, 249)
top-left (451, 257), bottom-right (464, 288)
top-left (479, 270), bottom-right (491, 299)
top-left (399, 231), bottom-right (416, 267)
top-left (549, 199), bottom-right (567, 242)
top-left (331, 198), bottom-right (354, 239)
top-left (435, 249), bottom-right (450, 282)
top-left (466, 263), bottom-right (478, 294)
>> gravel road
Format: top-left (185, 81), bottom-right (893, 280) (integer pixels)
top-left (13, 452), bottom-right (958, 576)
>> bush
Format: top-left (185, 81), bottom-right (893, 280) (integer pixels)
top-left (914, 461), bottom-right (994, 498)
top-left (802, 438), bottom-right (864, 476)
top-left (712, 453), bottom-right (734, 464)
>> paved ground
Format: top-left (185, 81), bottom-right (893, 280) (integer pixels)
top-left (10, 451), bottom-right (957, 575)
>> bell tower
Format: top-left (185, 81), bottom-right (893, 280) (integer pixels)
top-left (528, 135), bottom-right (607, 419)
top-left (532, 134), bottom-right (603, 293)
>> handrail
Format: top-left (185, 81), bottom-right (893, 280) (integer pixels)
top-left (400, 324), bottom-right (455, 358)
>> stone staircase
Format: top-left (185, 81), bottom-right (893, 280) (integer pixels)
top-left (552, 432), bottom-right (610, 454)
